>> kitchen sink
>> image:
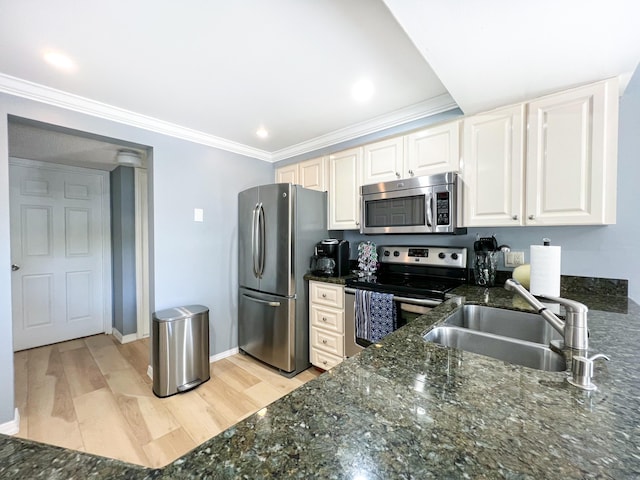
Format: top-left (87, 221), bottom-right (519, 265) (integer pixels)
top-left (442, 304), bottom-right (562, 344)
top-left (423, 305), bottom-right (567, 372)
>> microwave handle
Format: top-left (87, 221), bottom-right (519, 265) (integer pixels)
top-left (426, 192), bottom-right (433, 228)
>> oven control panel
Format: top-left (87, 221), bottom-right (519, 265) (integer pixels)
top-left (380, 246), bottom-right (467, 268)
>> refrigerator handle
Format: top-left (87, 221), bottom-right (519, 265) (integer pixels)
top-left (241, 293), bottom-right (281, 307)
top-left (258, 203), bottom-right (266, 277)
top-left (252, 203), bottom-right (260, 278)
top-left (426, 191), bottom-right (433, 228)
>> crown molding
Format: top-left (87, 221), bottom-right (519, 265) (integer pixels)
top-left (0, 73), bottom-right (273, 162)
top-left (269, 93), bottom-right (458, 162)
top-left (0, 73), bottom-right (457, 164)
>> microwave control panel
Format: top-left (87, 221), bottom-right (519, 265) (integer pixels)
top-left (436, 191), bottom-right (450, 226)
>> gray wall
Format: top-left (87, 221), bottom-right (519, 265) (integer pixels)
top-left (315, 71), bottom-right (640, 301)
top-left (0, 92), bottom-right (273, 423)
top-left (110, 165), bottom-right (137, 336)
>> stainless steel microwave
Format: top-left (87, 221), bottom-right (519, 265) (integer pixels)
top-left (360, 173), bottom-right (466, 234)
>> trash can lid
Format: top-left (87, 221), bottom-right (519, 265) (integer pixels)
top-left (153, 304), bottom-right (209, 322)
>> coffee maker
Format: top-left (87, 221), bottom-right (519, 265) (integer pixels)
top-left (310, 239), bottom-right (350, 277)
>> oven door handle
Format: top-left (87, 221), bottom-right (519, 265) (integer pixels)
top-left (344, 287), bottom-right (442, 308)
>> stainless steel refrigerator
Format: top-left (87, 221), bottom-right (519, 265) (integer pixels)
top-left (238, 183), bottom-right (327, 376)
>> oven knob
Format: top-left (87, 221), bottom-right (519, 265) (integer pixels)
top-left (383, 250), bottom-right (390, 257)
top-left (438, 252), bottom-right (446, 259)
top-left (451, 253), bottom-right (459, 260)
top-left (393, 251), bottom-right (400, 257)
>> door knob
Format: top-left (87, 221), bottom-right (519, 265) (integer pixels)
top-left (11, 264), bottom-right (20, 271)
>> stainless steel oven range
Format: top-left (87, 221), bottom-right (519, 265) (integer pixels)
top-left (344, 245), bottom-right (468, 354)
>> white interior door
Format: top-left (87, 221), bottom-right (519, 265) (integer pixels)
top-left (10, 159), bottom-right (111, 351)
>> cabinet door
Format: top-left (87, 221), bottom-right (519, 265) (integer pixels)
top-left (299, 157), bottom-right (326, 191)
top-left (526, 79), bottom-right (618, 225)
top-left (275, 164), bottom-right (298, 184)
top-left (406, 120), bottom-right (460, 177)
top-left (328, 147), bottom-right (362, 230)
top-left (362, 137), bottom-right (404, 185)
top-left (462, 104), bottom-right (525, 227)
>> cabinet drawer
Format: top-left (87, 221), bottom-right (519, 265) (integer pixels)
top-left (310, 348), bottom-right (343, 370)
top-left (310, 305), bottom-right (344, 334)
top-left (311, 326), bottom-right (344, 357)
top-left (310, 281), bottom-right (344, 309)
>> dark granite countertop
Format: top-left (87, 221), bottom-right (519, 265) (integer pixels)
top-left (304, 273), bottom-right (356, 285)
top-left (2, 285), bottom-right (639, 479)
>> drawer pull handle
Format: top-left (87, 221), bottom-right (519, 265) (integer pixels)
top-left (322, 317), bottom-right (327, 322)
top-left (322, 361), bottom-right (328, 365)
top-left (322, 339), bottom-right (327, 344)
top-left (322, 293), bottom-right (327, 298)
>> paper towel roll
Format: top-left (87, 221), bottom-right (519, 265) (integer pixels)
top-left (529, 245), bottom-right (561, 297)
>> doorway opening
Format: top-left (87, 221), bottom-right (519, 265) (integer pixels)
top-left (8, 115), bottom-right (153, 350)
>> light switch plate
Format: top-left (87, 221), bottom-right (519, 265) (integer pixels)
top-left (194, 208), bottom-right (204, 222)
top-left (505, 251), bottom-right (525, 267)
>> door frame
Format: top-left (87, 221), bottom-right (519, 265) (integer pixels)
top-left (134, 167), bottom-right (150, 338)
top-left (9, 157), bottom-right (112, 345)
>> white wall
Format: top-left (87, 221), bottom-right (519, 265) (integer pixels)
top-left (0, 92), bottom-right (272, 423)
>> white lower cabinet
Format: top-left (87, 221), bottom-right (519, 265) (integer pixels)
top-left (309, 281), bottom-right (345, 370)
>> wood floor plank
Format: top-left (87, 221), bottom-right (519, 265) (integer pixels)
top-left (243, 380), bottom-right (291, 407)
top-left (115, 337), bottom-right (151, 380)
top-left (26, 346), bottom-right (85, 451)
top-left (142, 427), bottom-right (197, 468)
top-left (13, 350), bottom-right (28, 437)
top-left (57, 338), bottom-right (87, 353)
top-left (73, 387), bottom-right (150, 466)
top-left (83, 334), bottom-right (116, 350)
top-left (14, 336), bottom-right (320, 469)
top-left (59, 347), bottom-right (107, 397)
top-left (89, 343), bottom-right (133, 374)
top-left (104, 366), bottom-right (153, 398)
top-left (226, 353), bottom-right (308, 392)
top-left (213, 358), bottom-right (262, 391)
top-left (196, 376), bottom-right (261, 427)
top-left (164, 390), bottom-right (225, 444)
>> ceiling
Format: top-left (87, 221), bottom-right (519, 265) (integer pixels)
top-left (1, 0), bottom-right (639, 164)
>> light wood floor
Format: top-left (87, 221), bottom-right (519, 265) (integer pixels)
top-left (13, 335), bottom-right (320, 468)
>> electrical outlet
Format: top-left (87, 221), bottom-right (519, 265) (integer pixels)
top-left (505, 251), bottom-right (525, 267)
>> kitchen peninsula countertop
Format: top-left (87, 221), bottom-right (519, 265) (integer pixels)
top-left (2, 286), bottom-right (639, 479)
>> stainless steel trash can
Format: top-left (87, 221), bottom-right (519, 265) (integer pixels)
top-left (152, 304), bottom-right (210, 397)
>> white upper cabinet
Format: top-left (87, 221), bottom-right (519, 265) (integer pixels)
top-left (275, 157), bottom-right (326, 191)
top-left (461, 78), bottom-right (618, 228)
top-left (275, 163), bottom-right (299, 184)
top-left (361, 137), bottom-right (405, 185)
top-left (328, 147), bottom-right (362, 230)
top-left (406, 120), bottom-right (461, 177)
top-left (526, 79), bottom-right (618, 225)
top-left (462, 104), bottom-right (525, 227)
top-left (299, 156), bottom-right (327, 191)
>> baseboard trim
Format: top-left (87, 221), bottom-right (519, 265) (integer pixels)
top-left (112, 328), bottom-right (138, 345)
top-left (146, 346), bottom-right (240, 380)
top-left (0, 408), bottom-right (20, 435)
top-left (210, 347), bottom-right (240, 363)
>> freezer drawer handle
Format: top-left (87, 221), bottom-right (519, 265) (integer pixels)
top-left (242, 293), bottom-right (281, 307)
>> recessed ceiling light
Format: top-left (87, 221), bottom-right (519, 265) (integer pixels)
top-left (43, 50), bottom-right (76, 72)
top-left (352, 78), bottom-right (375, 102)
top-left (256, 127), bottom-right (269, 139)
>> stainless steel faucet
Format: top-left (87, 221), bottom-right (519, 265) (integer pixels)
top-left (504, 279), bottom-right (610, 390)
top-left (504, 278), bottom-right (589, 350)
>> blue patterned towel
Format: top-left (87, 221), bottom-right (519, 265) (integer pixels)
top-left (355, 290), bottom-right (396, 343)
